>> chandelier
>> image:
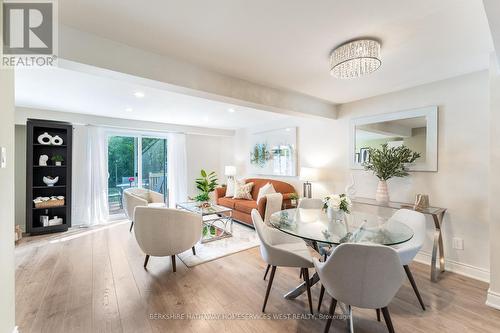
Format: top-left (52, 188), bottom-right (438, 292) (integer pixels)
top-left (330, 39), bottom-right (381, 79)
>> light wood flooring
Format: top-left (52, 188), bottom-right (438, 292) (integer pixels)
top-left (15, 221), bottom-right (500, 333)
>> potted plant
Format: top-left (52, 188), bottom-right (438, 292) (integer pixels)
top-left (194, 169), bottom-right (218, 206)
top-left (51, 155), bottom-right (64, 166)
top-left (362, 143), bottom-right (420, 202)
top-left (289, 193), bottom-right (299, 207)
top-left (323, 193), bottom-right (352, 221)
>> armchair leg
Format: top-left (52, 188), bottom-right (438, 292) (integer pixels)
top-left (300, 269), bottom-right (303, 279)
top-left (171, 255), bottom-right (176, 272)
top-left (324, 298), bottom-right (337, 333)
top-left (143, 255), bottom-right (150, 269)
top-left (262, 266), bottom-right (276, 312)
top-left (129, 221), bottom-right (134, 232)
top-left (376, 308), bottom-right (381, 321)
top-left (318, 284), bottom-right (325, 312)
top-left (381, 307), bottom-right (395, 333)
top-left (192, 246), bottom-right (196, 255)
top-left (302, 268), bottom-right (314, 314)
top-left (404, 265), bottom-right (426, 310)
top-left (263, 264), bottom-right (270, 280)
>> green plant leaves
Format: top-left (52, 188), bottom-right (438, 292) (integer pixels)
top-left (362, 144), bottom-right (420, 180)
top-left (194, 169), bottom-right (218, 201)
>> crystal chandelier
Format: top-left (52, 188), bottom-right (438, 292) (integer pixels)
top-left (330, 39), bottom-right (381, 79)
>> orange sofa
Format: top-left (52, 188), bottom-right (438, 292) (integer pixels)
top-left (214, 178), bottom-right (296, 227)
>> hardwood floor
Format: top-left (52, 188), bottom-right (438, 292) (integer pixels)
top-left (15, 222), bottom-right (500, 333)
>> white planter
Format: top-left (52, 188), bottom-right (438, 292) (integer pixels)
top-left (327, 207), bottom-right (345, 221)
top-left (375, 180), bottom-right (390, 203)
top-left (55, 161), bottom-right (62, 166)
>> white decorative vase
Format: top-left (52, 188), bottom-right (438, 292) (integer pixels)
top-left (327, 207), bottom-right (345, 221)
top-left (43, 176), bottom-right (59, 187)
top-left (55, 161), bottom-right (62, 166)
top-left (375, 180), bottom-right (390, 203)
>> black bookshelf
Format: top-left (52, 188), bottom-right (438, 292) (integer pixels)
top-left (26, 119), bottom-right (73, 235)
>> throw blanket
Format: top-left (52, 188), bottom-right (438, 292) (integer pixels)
top-left (264, 192), bottom-right (283, 224)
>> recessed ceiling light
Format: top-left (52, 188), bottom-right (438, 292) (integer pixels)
top-left (228, 108), bottom-right (235, 113)
top-left (133, 91), bottom-right (145, 98)
top-left (125, 107), bottom-right (133, 112)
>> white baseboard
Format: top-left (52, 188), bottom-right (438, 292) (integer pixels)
top-left (486, 289), bottom-right (500, 310)
top-left (413, 251), bottom-right (490, 283)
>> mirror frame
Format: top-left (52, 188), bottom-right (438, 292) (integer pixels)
top-left (349, 106), bottom-right (438, 172)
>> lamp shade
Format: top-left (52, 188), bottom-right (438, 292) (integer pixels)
top-left (300, 167), bottom-right (319, 182)
top-left (225, 165), bottom-right (236, 176)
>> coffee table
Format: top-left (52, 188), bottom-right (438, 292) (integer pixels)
top-left (176, 201), bottom-right (233, 243)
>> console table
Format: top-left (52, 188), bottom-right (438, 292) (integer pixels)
top-left (352, 197), bottom-right (446, 282)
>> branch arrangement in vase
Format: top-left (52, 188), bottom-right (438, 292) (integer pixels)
top-left (362, 143), bottom-right (420, 202)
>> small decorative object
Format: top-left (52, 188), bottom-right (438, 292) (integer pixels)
top-left (33, 196), bottom-right (65, 208)
top-left (51, 135), bottom-right (64, 145)
top-left (37, 132), bottom-right (53, 145)
top-left (15, 225), bottom-right (23, 242)
top-left (43, 176), bottom-right (59, 187)
top-left (362, 143), bottom-right (420, 203)
top-left (289, 193), bottom-right (299, 207)
top-left (51, 154), bottom-right (64, 166)
top-left (40, 215), bottom-right (49, 227)
top-left (194, 169), bottom-right (218, 203)
top-left (48, 216), bottom-right (63, 226)
top-left (345, 173), bottom-right (356, 198)
top-left (323, 193), bottom-right (352, 221)
top-left (38, 154), bottom-right (49, 166)
top-left (414, 194), bottom-right (430, 211)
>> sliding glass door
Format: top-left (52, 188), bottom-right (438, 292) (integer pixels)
top-left (107, 134), bottom-right (167, 215)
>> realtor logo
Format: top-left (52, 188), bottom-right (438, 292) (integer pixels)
top-left (2, 0), bottom-right (57, 67)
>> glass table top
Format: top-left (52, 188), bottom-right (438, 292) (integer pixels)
top-left (269, 208), bottom-right (414, 246)
top-left (176, 201), bottom-right (232, 215)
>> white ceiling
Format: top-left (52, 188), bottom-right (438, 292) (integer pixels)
top-left (15, 67), bottom-right (291, 129)
top-left (59, 0), bottom-right (493, 104)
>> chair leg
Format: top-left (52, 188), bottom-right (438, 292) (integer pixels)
top-left (263, 264), bottom-right (270, 280)
top-left (303, 268), bottom-right (313, 314)
top-left (404, 265), bottom-right (426, 310)
top-left (192, 246), bottom-right (196, 255)
top-left (324, 298), bottom-right (337, 333)
top-left (300, 269), bottom-right (303, 279)
top-left (318, 284), bottom-right (325, 311)
top-left (381, 307), bottom-right (395, 333)
top-left (376, 308), bottom-right (381, 322)
top-left (143, 255), bottom-right (150, 269)
top-left (262, 266), bottom-right (277, 312)
top-left (129, 221), bottom-right (134, 232)
top-left (171, 255), bottom-right (176, 272)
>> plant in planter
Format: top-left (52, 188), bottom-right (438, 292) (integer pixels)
top-left (51, 155), bottom-right (64, 166)
top-left (362, 143), bottom-right (420, 202)
top-left (323, 193), bottom-right (352, 221)
top-left (194, 169), bottom-right (218, 204)
top-left (289, 193), bottom-right (299, 207)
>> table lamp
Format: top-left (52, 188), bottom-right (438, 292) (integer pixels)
top-left (299, 167), bottom-right (318, 198)
top-left (225, 165), bottom-right (236, 180)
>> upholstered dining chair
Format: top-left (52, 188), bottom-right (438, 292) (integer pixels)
top-left (314, 243), bottom-right (405, 333)
top-left (390, 209), bottom-right (427, 310)
top-left (251, 209), bottom-right (314, 314)
top-left (134, 206), bottom-right (202, 272)
top-left (297, 198), bottom-right (324, 209)
top-left (123, 188), bottom-right (165, 232)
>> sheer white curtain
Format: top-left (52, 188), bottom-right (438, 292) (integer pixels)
top-left (72, 125), bottom-right (109, 226)
top-left (168, 133), bottom-right (188, 207)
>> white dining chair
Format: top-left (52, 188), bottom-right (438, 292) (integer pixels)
top-left (298, 198), bottom-right (324, 209)
top-left (134, 206), bottom-right (202, 272)
top-left (390, 209), bottom-right (427, 310)
top-left (314, 243), bottom-right (404, 333)
top-left (251, 209), bottom-right (314, 314)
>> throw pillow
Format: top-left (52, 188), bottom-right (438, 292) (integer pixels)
top-left (234, 180), bottom-right (254, 200)
top-left (256, 183), bottom-right (276, 203)
top-left (225, 179), bottom-right (235, 197)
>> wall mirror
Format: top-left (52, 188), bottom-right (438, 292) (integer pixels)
top-left (350, 106), bottom-right (438, 171)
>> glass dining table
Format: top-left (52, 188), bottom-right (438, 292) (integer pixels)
top-left (268, 208), bottom-right (414, 332)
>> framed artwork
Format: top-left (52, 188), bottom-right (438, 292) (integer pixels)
top-left (249, 127), bottom-right (297, 176)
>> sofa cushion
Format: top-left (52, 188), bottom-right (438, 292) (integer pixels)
top-left (256, 183), bottom-right (276, 203)
top-left (217, 197), bottom-right (236, 209)
top-left (246, 178), bottom-right (295, 200)
top-left (234, 200), bottom-right (258, 214)
top-left (234, 180), bottom-right (254, 200)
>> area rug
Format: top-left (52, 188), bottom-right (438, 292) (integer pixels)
top-left (177, 222), bottom-right (259, 267)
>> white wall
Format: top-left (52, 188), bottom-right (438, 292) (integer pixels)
top-left (0, 69), bottom-right (16, 333)
top-left (235, 71), bottom-right (491, 280)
